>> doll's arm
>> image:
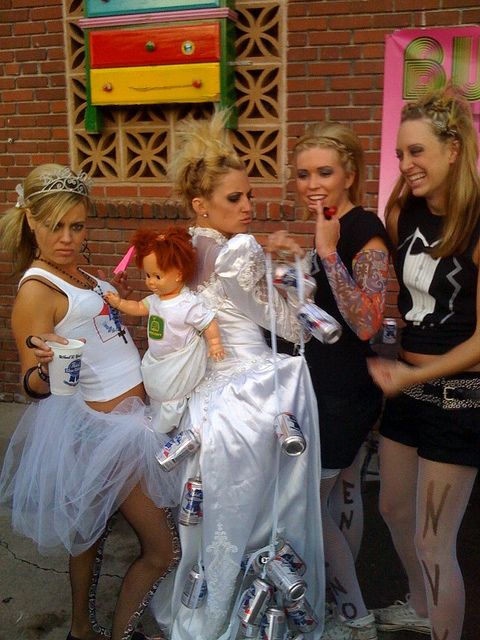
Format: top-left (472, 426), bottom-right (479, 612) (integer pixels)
top-left (104, 291), bottom-right (149, 317)
top-left (203, 319), bottom-right (225, 361)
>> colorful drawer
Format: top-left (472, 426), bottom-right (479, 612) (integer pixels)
top-left (90, 63), bottom-right (221, 105)
top-left (88, 22), bottom-right (221, 68)
top-left (85, 0), bottom-right (234, 19)
top-left (80, 5), bottom-right (237, 133)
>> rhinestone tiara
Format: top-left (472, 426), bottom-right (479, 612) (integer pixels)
top-left (15, 167), bottom-right (93, 208)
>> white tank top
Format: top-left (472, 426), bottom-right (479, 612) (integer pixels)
top-left (20, 268), bottom-right (142, 402)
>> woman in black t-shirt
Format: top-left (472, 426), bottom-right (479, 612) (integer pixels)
top-left (269, 122), bottom-right (390, 640)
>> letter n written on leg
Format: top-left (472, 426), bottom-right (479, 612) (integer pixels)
top-left (423, 481), bottom-right (451, 538)
top-left (421, 560), bottom-right (440, 606)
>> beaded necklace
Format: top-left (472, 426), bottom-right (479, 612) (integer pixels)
top-left (36, 257), bottom-right (128, 343)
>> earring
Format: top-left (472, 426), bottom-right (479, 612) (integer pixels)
top-left (202, 213), bottom-right (208, 218)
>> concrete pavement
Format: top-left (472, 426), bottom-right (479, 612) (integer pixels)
top-left (1, 401), bottom-right (478, 639)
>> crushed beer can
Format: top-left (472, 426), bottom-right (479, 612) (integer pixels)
top-left (265, 557), bottom-right (307, 602)
top-left (181, 564), bottom-right (207, 609)
top-left (179, 476), bottom-right (203, 526)
top-left (155, 429), bottom-right (201, 471)
top-left (274, 413), bottom-right (306, 456)
top-left (285, 596), bottom-right (319, 632)
top-left (259, 607), bottom-right (287, 640)
top-left (237, 577), bottom-right (273, 625)
top-left (297, 302), bottom-right (342, 344)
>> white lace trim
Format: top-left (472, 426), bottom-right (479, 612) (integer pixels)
top-left (237, 245), bottom-right (266, 293)
top-left (205, 522), bottom-right (239, 624)
top-left (189, 226), bottom-right (228, 246)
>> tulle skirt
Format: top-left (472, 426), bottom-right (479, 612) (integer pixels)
top-left (0, 393), bottom-right (179, 555)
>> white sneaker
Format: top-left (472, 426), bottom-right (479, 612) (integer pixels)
top-left (321, 612), bottom-right (378, 640)
top-left (372, 597), bottom-right (431, 634)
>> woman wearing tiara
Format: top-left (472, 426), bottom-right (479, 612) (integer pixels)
top-left (151, 113), bottom-right (324, 639)
top-left (0, 164), bottom-right (179, 640)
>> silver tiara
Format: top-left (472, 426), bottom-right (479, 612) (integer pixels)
top-left (15, 168), bottom-right (93, 208)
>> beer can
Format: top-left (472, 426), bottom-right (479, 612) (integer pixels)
top-left (244, 536), bottom-right (284, 576)
top-left (382, 318), bottom-right (397, 344)
top-left (273, 413), bottom-right (306, 456)
top-left (181, 564), bottom-right (207, 609)
top-left (155, 429), bottom-right (201, 472)
top-left (285, 596), bottom-right (319, 632)
top-left (259, 607), bottom-right (287, 640)
top-left (238, 622), bottom-right (260, 639)
top-left (237, 578), bottom-right (273, 625)
top-left (273, 265), bottom-right (316, 300)
top-left (265, 557), bottom-right (307, 602)
top-left (297, 302), bottom-right (342, 345)
top-left (276, 539), bottom-right (306, 576)
top-left (179, 477), bottom-right (203, 526)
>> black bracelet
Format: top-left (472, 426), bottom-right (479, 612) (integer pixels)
top-left (23, 366), bottom-right (51, 400)
top-left (36, 362), bottom-right (50, 382)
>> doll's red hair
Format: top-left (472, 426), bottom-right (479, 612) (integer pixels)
top-left (130, 226), bottom-right (196, 283)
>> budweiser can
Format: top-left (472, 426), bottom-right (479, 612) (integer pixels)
top-left (382, 318), bottom-right (397, 344)
top-left (155, 429), bottom-right (201, 471)
top-left (259, 607), bottom-right (287, 640)
top-left (285, 596), bottom-right (319, 632)
top-left (273, 413), bottom-right (306, 456)
top-left (265, 557), bottom-right (306, 602)
top-left (179, 477), bottom-right (203, 526)
top-left (237, 578), bottom-right (273, 625)
top-left (181, 564), bottom-right (207, 608)
top-left (297, 302), bottom-right (342, 344)
top-left (276, 539), bottom-right (306, 576)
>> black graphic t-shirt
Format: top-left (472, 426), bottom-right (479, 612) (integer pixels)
top-left (396, 196), bottom-right (479, 354)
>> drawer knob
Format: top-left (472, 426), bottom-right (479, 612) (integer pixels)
top-left (192, 79), bottom-right (202, 89)
top-left (102, 83), bottom-right (113, 92)
top-left (145, 41), bottom-right (156, 52)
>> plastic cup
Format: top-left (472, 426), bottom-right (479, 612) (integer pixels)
top-left (45, 339), bottom-right (84, 396)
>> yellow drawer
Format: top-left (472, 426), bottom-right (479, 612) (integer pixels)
top-left (90, 63), bottom-right (220, 105)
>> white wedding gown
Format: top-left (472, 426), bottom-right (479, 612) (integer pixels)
top-left (151, 228), bottom-right (325, 639)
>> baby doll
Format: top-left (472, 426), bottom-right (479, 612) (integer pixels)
top-left (105, 226), bottom-right (224, 433)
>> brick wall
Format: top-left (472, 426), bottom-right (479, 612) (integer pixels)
top-left (1, 0), bottom-right (479, 401)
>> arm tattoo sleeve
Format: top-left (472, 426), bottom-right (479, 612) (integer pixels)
top-left (321, 249), bottom-right (389, 340)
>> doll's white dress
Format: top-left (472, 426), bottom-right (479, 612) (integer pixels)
top-left (151, 228), bottom-right (325, 639)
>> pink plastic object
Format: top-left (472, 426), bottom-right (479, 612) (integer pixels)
top-left (113, 246), bottom-right (136, 274)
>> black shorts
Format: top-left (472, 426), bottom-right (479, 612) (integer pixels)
top-left (316, 382), bottom-right (383, 469)
top-left (380, 388), bottom-right (480, 468)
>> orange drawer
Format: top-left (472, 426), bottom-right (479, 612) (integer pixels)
top-left (88, 22), bottom-right (220, 68)
top-left (90, 63), bottom-right (220, 105)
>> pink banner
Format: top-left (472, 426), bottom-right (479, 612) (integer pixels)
top-left (378, 26), bottom-right (480, 217)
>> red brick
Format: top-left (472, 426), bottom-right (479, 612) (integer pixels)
top-left (14, 22), bottom-right (46, 35)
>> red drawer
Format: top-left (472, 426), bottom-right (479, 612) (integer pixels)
top-left (88, 22), bottom-right (221, 68)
